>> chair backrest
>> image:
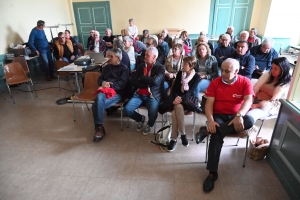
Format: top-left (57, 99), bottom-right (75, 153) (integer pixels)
top-left (82, 72), bottom-right (100, 94)
top-left (3, 62), bottom-right (29, 85)
top-left (12, 57), bottom-right (29, 73)
top-left (54, 60), bottom-right (70, 75)
top-left (77, 43), bottom-right (85, 56)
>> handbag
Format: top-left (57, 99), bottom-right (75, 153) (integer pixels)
top-left (200, 95), bottom-right (207, 114)
top-left (158, 95), bottom-right (174, 114)
top-left (181, 96), bottom-right (202, 113)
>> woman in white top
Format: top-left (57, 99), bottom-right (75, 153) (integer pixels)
top-left (127, 18), bottom-right (138, 40)
top-left (123, 36), bottom-right (136, 71)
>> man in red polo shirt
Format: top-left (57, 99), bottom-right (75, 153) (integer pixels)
top-left (123, 47), bottom-right (165, 135)
top-left (196, 58), bottom-right (254, 193)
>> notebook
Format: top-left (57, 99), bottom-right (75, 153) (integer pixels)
top-left (89, 52), bottom-right (106, 64)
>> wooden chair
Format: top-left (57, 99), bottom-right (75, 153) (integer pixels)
top-left (3, 62), bottom-right (37, 104)
top-left (77, 43), bottom-right (85, 56)
top-left (72, 72), bottom-right (100, 122)
top-left (54, 60), bottom-right (74, 91)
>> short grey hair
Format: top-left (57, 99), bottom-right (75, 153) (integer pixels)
top-left (110, 48), bottom-right (122, 60)
top-left (240, 31), bottom-right (249, 38)
top-left (262, 37), bottom-right (274, 47)
top-left (123, 36), bottom-right (133, 42)
top-left (146, 47), bottom-right (158, 58)
top-left (222, 58), bottom-right (240, 71)
top-left (250, 28), bottom-right (258, 35)
top-left (227, 26), bottom-right (234, 31)
top-left (149, 36), bottom-right (158, 46)
top-left (129, 18), bottom-right (134, 22)
top-left (106, 28), bottom-right (112, 33)
top-left (94, 31), bottom-right (100, 37)
top-left (162, 29), bottom-right (168, 34)
top-left (222, 34), bottom-right (231, 40)
top-left (113, 39), bottom-right (124, 49)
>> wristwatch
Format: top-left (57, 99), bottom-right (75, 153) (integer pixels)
top-left (236, 112), bottom-right (244, 117)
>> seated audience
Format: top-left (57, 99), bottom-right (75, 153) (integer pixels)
top-left (164, 44), bottom-right (184, 90)
top-left (180, 31), bottom-right (192, 55)
top-left (140, 29), bottom-right (150, 44)
top-left (248, 28), bottom-right (261, 47)
top-left (65, 30), bottom-right (78, 45)
top-left (54, 32), bottom-right (78, 63)
top-left (123, 36), bottom-right (136, 71)
top-left (168, 38), bottom-right (186, 56)
top-left (103, 28), bottom-right (116, 49)
top-left (247, 57), bottom-right (291, 122)
top-left (123, 47), bottom-right (165, 135)
top-left (192, 35), bottom-right (214, 56)
top-left (228, 40), bottom-right (255, 79)
top-left (121, 29), bottom-right (146, 56)
top-left (250, 38), bottom-right (278, 79)
top-left (92, 48), bottom-right (129, 142)
top-left (167, 56), bottom-right (201, 151)
top-left (127, 18), bottom-right (139, 40)
top-left (234, 31), bottom-right (252, 49)
top-left (87, 29), bottom-right (95, 49)
top-left (196, 58), bottom-right (254, 193)
top-left (88, 31), bottom-right (107, 56)
top-left (213, 34), bottom-right (224, 52)
top-left (226, 26), bottom-right (236, 47)
top-left (111, 39), bottom-right (131, 72)
top-left (158, 33), bottom-right (169, 57)
top-left (137, 37), bottom-right (165, 65)
top-left (162, 29), bottom-right (173, 48)
top-left (194, 42), bottom-right (218, 98)
top-left (214, 34), bottom-right (235, 68)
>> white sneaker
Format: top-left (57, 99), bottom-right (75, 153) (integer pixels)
top-left (143, 125), bottom-right (152, 135)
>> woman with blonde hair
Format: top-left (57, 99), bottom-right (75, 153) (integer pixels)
top-left (167, 56), bottom-right (200, 152)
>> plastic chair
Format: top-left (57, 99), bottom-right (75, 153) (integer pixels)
top-left (205, 128), bottom-right (250, 167)
top-left (12, 57), bottom-right (31, 77)
top-left (54, 60), bottom-right (74, 91)
top-left (256, 115), bottom-right (278, 136)
top-left (3, 62), bottom-right (37, 104)
top-left (72, 72), bottom-right (100, 122)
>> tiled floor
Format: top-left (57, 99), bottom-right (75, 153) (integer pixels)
top-left (0, 76), bottom-right (290, 200)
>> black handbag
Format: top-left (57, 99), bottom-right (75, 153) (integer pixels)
top-left (181, 96), bottom-right (202, 113)
top-left (158, 95), bottom-right (174, 114)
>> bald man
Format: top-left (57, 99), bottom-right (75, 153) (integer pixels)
top-left (195, 58), bottom-right (254, 193)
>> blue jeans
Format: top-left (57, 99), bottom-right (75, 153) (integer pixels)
top-left (123, 94), bottom-right (159, 127)
top-left (194, 79), bottom-right (211, 98)
top-left (92, 93), bottom-right (122, 125)
top-left (39, 49), bottom-right (54, 76)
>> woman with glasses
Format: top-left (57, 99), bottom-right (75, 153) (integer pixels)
top-left (123, 36), bottom-right (136, 71)
top-left (164, 43), bottom-right (185, 90)
top-left (194, 42), bottom-right (218, 98)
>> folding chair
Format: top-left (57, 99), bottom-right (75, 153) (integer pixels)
top-left (256, 115), bottom-right (278, 136)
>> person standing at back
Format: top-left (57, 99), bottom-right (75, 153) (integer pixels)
top-left (127, 18), bottom-right (139, 41)
top-left (28, 20), bottom-right (55, 81)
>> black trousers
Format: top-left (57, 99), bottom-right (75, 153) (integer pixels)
top-left (206, 114), bottom-right (254, 172)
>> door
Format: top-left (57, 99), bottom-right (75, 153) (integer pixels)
top-left (208, 0), bottom-right (254, 38)
top-left (73, 1), bottom-right (112, 49)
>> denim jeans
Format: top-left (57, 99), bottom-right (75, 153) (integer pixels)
top-left (206, 114), bottom-right (254, 172)
top-left (194, 79), bottom-right (211, 98)
top-left (123, 94), bottom-right (159, 127)
top-left (39, 49), bottom-right (54, 76)
top-left (130, 63), bottom-right (136, 71)
top-left (246, 108), bottom-right (270, 122)
top-left (92, 93), bottom-right (122, 125)
top-left (62, 56), bottom-right (78, 63)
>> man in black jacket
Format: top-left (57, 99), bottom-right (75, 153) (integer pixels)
top-left (123, 47), bottom-right (165, 135)
top-left (92, 48), bottom-right (129, 142)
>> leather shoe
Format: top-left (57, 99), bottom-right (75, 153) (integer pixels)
top-left (93, 126), bottom-right (106, 142)
top-left (203, 173), bottom-right (218, 192)
top-left (195, 126), bottom-right (209, 144)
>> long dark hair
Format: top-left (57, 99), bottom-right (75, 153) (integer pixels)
top-left (266, 57), bottom-right (291, 87)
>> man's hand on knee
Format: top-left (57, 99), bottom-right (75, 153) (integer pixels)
top-left (228, 116), bottom-right (244, 132)
top-left (207, 120), bottom-right (220, 134)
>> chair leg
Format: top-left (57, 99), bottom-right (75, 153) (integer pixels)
top-left (235, 138), bottom-right (240, 146)
top-left (192, 112), bottom-right (196, 141)
top-left (205, 135), bottom-right (209, 163)
top-left (85, 101), bottom-right (90, 111)
top-left (121, 104), bottom-right (123, 131)
top-left (6, 83), bottom-right (15, 104)
top-left (73, 99), bottom-right (76, 122)
top-left (243, 136), bottom-right (250, 167)
top-left (256, 120), bottom-right (265, 136)
top-left (127, 117), bottom-right (129, 128)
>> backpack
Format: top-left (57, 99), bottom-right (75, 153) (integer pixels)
top-left (150, 121), bottom-right (172, 148)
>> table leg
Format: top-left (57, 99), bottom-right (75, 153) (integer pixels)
top-left (75, 72), bottom-right (81, 93)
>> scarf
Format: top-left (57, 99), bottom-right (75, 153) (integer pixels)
top-left (55, 39), bottom-right (74, 59)
top-left (181, 69), bottom-right (195, 93)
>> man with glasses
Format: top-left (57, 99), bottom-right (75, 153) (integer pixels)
top-left (54, 32), bottom-right (78, 63)
top-left (137, 37), bottom-right (165, 65)
top-left (87, 29), bottom-right (95, 49)
top-left (87, 31), bottom-right (107, 56)
top-left (28, 20), bottom-right (55, 81)
top-left (214, 34), bottom-right (235, 69)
